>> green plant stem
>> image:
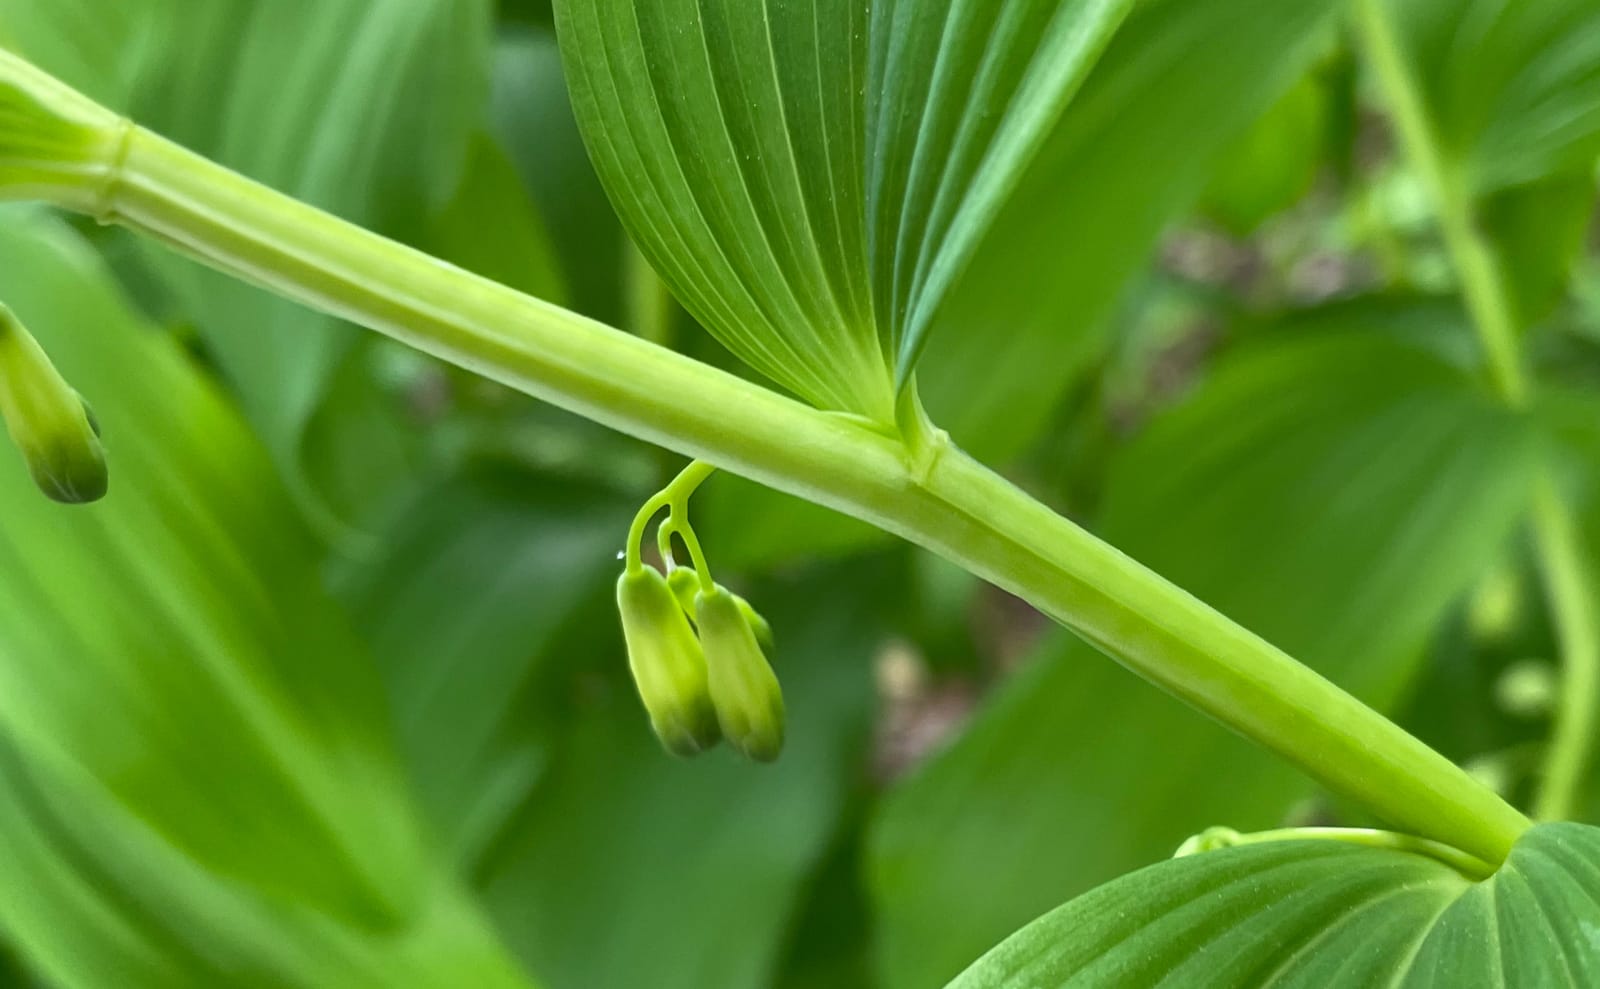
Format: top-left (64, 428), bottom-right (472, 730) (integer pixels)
top-left (629, 460), bottom-right (717, 579)
top-left (1352, 0), bottom-right (1528, 406)
top-left (15, 89), bottom-right (1527, 861)
top-left (1530, 480), bottom-right (1600, 820)
top-left (659, 461), bottom-right (718, 592)
top-left (1356, 0), bottom-right (1599, 821)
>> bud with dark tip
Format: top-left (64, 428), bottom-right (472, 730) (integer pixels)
top-left (695, 585), bottom-right (785, 762)
top-left (668, 567), bottom-right (775, 651)
top-left (617, 567), bottom-right (721, 756)
top-left (0, 305), bottom-right (106, 503)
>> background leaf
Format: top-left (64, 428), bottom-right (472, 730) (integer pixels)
top-left (1379, 0), bottom-right (1600, 335)
top-left (338, 465), bottom-right (632, 868)
top-left (0, 736), bottom-right (530, 989)
top-left (949, 823), bottom-right (1600, 988)
top-left (489, 25), bottom-right (624, 326)
top-left (913, 0), bottom-right (1348, 462)
top-left (429, 133), bottom-right (567, 306)
top-left (0, 209), bottom-right (529, 989)
top-left (0, 208), bottom-right (427, 924)
top-left (1200, 65), bottom-right (1335, 235)
top-left (1388, 0), bottom-right (1600, 193)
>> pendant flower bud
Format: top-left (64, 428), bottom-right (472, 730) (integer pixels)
top-left (668, 567), bottom-right (775, 651)
top-left (695, 585), bottom-right (785, 763)
top-left (617, 567), bottom-right (720, 757)
top-left (0, 304), bottom-right (107, 503)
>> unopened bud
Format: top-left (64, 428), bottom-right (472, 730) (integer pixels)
top-left (0, 305), bottom-right (106, 503)
top-left (1174, 826), bottom-right (1243, 858)
top-left (617, 568), bottom-right (720, 756)
top-left (668, 567), bottom-right (775, 651)
top-left (667, 566), bottom-right (700, 615)
top-left (695, 585), bottom-right (785, 762)
top-left (739, 597), bottom-right (775, 653)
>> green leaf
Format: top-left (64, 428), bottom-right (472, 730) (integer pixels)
top-left (0, 0), bottom-right (153, 105)
top-left (1387, 0), bottom-right (1600, 193)
top-left (1200, 66), bottom-right (1332, 235)
top-left (866, 0), bottom-right (1134, 381)
top-left (553, 0), bottom-right (891, 418)
top-left (0, 736), bottom-right (531, 989)
top-left (427, 132), bottom-right (567, 305)
top-left (162, 0), bottom-right (491, 522)
top-left (947, 823), bottom-right (1600, 988)
top-left (1481, 171), bottom-right (1597, 331)
top-left (501, 0), bottom-right (554, 29)
top-left (699, 473), bottom-right (884, 572)
top-left (0, 209), bottom-right (425, 925)
top-left (337, 465), bottom-right (632, 867)
top-left (1376, 0), bottom-right (1600, 337)
top-left (870, 326), bottom-right (1540, 987)
top-left (478, 567), bottom-right (882, 989)
top-left (912, 0), bottom-right (1347, 461)
top-left (489, 26), bottom-right (625, 326)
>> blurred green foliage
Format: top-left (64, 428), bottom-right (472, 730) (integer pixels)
top-left (0, 0), bottom-right (1596, 987)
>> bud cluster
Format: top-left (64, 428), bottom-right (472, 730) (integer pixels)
top-left (617, 463), bottom-right (784, 761)
top-left (619, 563), bottom-right (785, 762)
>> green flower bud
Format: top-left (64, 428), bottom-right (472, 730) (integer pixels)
top-left (0, 305), bottom-right (106, 503)
top-left (695, 585), bottom-right (785, 762)
top-left (739, 597), bottom-right (775, 653)
top-left (668, 567), bottom-right (775, 651)
top-left (667, 566), bottom-right (700, 615)
top-left (1173, 826), bottom-right (1243, 858)
top-left (617, 568), bottom-right (720, 756)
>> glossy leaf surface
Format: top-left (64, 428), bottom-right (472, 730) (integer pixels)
top-left (949, 823), bottom-right (1600, 988)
